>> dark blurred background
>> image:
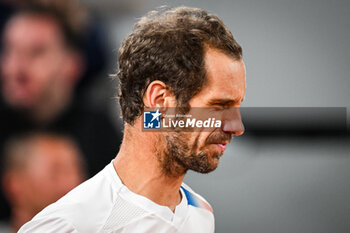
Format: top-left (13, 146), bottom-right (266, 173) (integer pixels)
top-left (0, 0), bottom-right (349, 232)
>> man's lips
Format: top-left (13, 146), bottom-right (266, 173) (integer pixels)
top-left (217, 143), bottom-right (226, 151)
top-left (212, 141), bottom-right (229, 152)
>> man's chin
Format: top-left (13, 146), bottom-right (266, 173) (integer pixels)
top-left (6, 96), bottom-right (35, 110)
top-left (189, 155), bottom-right (221, 174)
top-left (191, 165), bottom-right (218, 174)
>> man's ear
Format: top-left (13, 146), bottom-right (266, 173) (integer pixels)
top-left (62, 51), bottom-right (85, 87)
top-left (143, 81), bottom-right (176, 109)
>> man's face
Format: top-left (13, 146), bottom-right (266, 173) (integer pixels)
top-left (0, 14), bottom-right (72, 109)
top-left (160, 48), bottom-right (246, 175)
top-left (17, 138), bottom-right (85, 214)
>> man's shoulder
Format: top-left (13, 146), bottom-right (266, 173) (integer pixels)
top-left (18, 217), bottom-right (78, 233)
top-left (181, 183), bottom-right (213, 214)
top-left (179, 183), bottom-right (215, 233)
top-left (19, 163), bottom-right (119, 233)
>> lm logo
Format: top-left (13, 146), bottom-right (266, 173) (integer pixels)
top-left (143, 110), bottom-right (161, 129)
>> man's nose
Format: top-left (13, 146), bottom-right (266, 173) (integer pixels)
top-left (221, 108), bottom-right (245, 136)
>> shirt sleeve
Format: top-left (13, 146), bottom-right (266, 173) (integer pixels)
top-left (18, 217), bottom-right (78, 233)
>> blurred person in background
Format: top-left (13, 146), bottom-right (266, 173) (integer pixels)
top-left (1, 3), bottom-right (84, 124)
top-left (0, 0), bottom-right (122, 222)
top-left (0, 132), bottom-right (86, 232)
top-left (0, 0), bottom-right (122, 181)
top-left (0, 0), bottom-right (109, 91)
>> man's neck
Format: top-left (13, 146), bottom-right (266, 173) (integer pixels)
top-left (10, 207), bottom-right (35, 232)
top-left (113, 125), bottom-right (185, 212)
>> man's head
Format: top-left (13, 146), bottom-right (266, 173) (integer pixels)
top-left (118, 7), bottom-right (246, 176)
top-left (2, 133), bottom-right (86, 218)
top-left (0, 3), bottom-right (84, 112)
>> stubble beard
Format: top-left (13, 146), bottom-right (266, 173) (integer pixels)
top-left (155, 131), bottom-right (225, 178)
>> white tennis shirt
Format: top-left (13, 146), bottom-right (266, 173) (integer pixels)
top-left (18, 161), bottom-right (214, 233)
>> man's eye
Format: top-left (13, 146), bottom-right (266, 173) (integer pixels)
top-left (214, 104), bottom-right (228, 110)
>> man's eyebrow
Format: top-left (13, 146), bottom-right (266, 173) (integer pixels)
top-left (208, 97), bottom-right (244, 105)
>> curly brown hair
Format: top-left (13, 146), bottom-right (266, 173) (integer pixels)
top-left (118, 6), bottom-right (242, 125)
